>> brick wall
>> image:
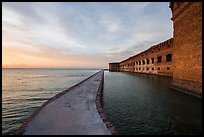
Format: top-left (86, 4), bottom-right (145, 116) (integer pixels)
top-left (113, 38), bottom-right (173, 77)
top-left (109, 63), bottom-right (120, 72)
top-left (170, 2), bottom-right (202, 95)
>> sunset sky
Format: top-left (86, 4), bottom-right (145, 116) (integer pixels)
top-left (2, 2), bottom-right (173, 69)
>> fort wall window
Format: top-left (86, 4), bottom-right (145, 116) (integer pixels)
top-left (152, 68), bottom-right (154, 70)
top-left (147, 59), bottom-right (150, 64)
top-left (142, 60), bottom-right (145, 65)
top-left (158, 67), bottom-right (160, 70)
top-left (166, 54), bottom-right (172, 61)
top-left (167, 67), bottom-right (170, 70)
top-left (157, 56), bottom-right (162, 63)
top-left (139, 61), bottom-right (141, 65)
top-left (151, 58), bottom-right (154, 64)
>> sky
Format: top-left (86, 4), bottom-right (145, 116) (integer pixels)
top-left (2, 2), bottom-right (173, 69)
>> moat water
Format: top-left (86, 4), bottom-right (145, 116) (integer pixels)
top-left (103, 71), bottom-right (202, 135)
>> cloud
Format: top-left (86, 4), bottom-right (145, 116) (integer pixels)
top-left (2, 2), bottom-right (173, 68)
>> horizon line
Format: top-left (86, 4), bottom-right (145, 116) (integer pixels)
top-left (2, 67), bottom-right (107, 69)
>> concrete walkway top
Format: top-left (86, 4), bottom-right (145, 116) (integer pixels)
top-left (22, 70), bottom-right (111, 135)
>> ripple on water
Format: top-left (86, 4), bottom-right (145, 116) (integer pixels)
top-left (2, 68), bottom-right (99, 135)
top-left (103, 72), bottom-right (202, 135)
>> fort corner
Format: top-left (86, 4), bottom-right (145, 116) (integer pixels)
top-left (109, 62), bottom-right (120, 72)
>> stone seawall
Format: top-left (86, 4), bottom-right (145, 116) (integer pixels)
top-left (95, 70), bottom-right (118, 135)
top-left (16, 70), bottom-right (117, 135)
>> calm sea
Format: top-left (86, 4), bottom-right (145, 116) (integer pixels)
top-left (2, 68), bottom-right (100, 135)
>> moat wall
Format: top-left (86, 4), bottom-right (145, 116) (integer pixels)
top-left (109, 2), bottom-right (202, 96)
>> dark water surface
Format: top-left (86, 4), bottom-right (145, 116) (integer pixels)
top-left (103, 71), bottom-right (202, 135)
top-left (2, 68), bottom-right (99, 135)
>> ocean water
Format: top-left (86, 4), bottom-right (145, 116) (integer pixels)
top-left (103, 72), bottom-right (202, 135)
top-left (2, 68), bottom-right (100, 135)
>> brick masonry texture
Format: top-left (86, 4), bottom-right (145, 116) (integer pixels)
top-left (171, 2), bottom-right (202, 95)
top-left (109, 2), bottom-right (202, 96)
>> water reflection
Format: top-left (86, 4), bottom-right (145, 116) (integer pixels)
top-left (103, 72), bottom-right (202, 135)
